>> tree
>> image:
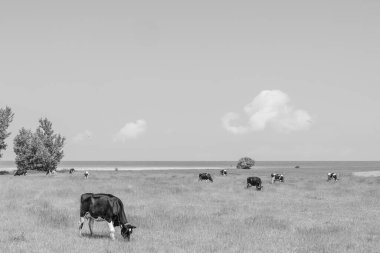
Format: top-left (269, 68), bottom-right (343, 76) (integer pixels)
top-left (13, 128), bottom-right (34, 170)
top-left (236, 157), bottom-right (255, 169)
top-left (14, 118), bottom-right (65, 172)
top-left (0, 107), bottom-right (14, 159)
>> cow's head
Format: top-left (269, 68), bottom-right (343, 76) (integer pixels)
top-left (121, 224), bottom-right (136, 241)
top-left (209, 176), bottom-right (213, 182)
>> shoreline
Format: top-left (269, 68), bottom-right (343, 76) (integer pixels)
top-left (0, 166), bottom-right (235, 171)
top-left (1, 161), bottom-right (379, 172)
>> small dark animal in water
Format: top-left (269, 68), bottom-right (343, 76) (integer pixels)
top-left (246, 177), bottom-right (263, 190)
top-left (220, 169), bottom-right (227, 176)
top-left (69, 168), bottom-right (75, 174)
top-left (199, 173), bottom-right (213, 182)
top-left (79, 193), bottom-right (136, 241)
top-left (327, 172), bottom-right (338, 181)
top-left (271, 173), bottom-right (284, 183)
top-left (14, 169), bottom-right (27, 176)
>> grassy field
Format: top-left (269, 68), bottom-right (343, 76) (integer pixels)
top-left (1, 166), bottom-right (380, 253)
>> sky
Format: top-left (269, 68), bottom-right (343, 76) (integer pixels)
top-left (1, 0), bottom-right (379, 161)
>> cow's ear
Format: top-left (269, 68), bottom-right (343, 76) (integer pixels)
top-left (131, 225), bottom-right (136, 229)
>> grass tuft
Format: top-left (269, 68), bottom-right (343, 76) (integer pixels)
top-left (28, 200), bottom-right (72, 228)
top-left (244, 215), bottom-right (289, 230)
top-left (9, 232), bottom-right (27, 242)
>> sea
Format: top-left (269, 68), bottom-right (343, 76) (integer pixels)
top-left (0, 161), bottom-right (379, 171)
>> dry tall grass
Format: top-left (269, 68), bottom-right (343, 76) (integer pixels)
top-left (1, 167), bottom-right (379, 253)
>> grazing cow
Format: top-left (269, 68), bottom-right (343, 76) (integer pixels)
top-left (199, 173), bottom-right (213, 182)
top-left (69, 168), bottom-right (75, 174)
top-left (79, 193), bottom-right (136, 240)
top-left (220, 169), bottom-right (227, 176)
top-left (327, 172), bottom-right (338, 181)
top-left (84, 171), bottom-right (89, 179)
top-left (271, 173), bottom-right (284, 183)
top-left (46, 169), bottom-right (56, 176)
top-left (14, 169), bottom-right (27, 176)
top-left (246, 177), bottom-right (263, 190)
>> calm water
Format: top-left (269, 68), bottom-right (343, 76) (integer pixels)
top-left (0, 161), bottom-right (379, 171)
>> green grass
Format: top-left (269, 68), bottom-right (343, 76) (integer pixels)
top-left (0, 167), bottom-right (379, 253)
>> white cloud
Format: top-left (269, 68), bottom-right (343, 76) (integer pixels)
top-left (222, 112), bottom-right (250, 134)
top-left (222, 90), bottom-right (312, 134)
top-left (114, 119), bottom-right (147, 142)
top-left (72, 130), bottom-right (93, 143)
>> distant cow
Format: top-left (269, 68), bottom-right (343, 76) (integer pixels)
top-left (199, 173), bottom-right (213, 182)
top-left (79, 193), bottom-right (136, 240)
top-left (46, 169), bottom-right (56, 176)
top-left (246, 177), bottom-right (263, 190)
top-left (327, 172), bottom-right (338, 181)
top-left (14, 169), bottom-right (27, 176)
top-left (271, 173), bottom-right (284, 183)
top-left (69, 168), bottom-right (75, 174)
top-left (220, 170), bottom-right (227, 176)
top-left (84, 171), bottom-right (89, 179)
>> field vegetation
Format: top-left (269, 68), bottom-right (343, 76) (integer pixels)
top-left (1, 167), bottom-right (379, 252)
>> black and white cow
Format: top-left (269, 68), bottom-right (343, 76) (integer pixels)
top-left (246, 177), bottom-right (263, 190)
top-left (14, 169), bottom-right (27, 176)
top-left (69, 168), bottom-right (75, 174)
top-left (199, 173), bottom-right (213, 182)
top-left (220, 170), bottom-right (227, 176)
top-left (327, 172), bottom-right (338, 181)
top-left (84, 171), bottom-right (89, 179)
top-left (79, 193), bottom-right (136, 241)
top-left (46, 169), bottom-right (56, 176)
top-left (271, 173), bottom-right (284, 183)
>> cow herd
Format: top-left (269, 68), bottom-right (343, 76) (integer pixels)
top-left (10, 167), bottom-right (340, 242)
top-left (199, 170), bottom-right (286, 190)
top-left (199, 170), bottom-right (339, 191)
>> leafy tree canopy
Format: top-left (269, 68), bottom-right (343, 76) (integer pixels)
top-left (0, 106), bottom-right (14, 159)
top-left (14, 118), bottom-right (65, 172)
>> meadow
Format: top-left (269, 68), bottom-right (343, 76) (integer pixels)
top-left (0, 166), bottom-right (379, 253)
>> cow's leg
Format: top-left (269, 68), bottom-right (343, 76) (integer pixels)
top-left (271, 177), bottom-right (275, 184)
top-left (79, 217), bottom-right (85, 236)
top-left (88, 218), bottom-right (94, 235)
top-left (107, 221), bottom-right (115, 240)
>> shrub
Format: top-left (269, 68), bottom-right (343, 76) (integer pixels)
top-left (236, 157), bottom-right (255, 169)
top-left (0, 170), bottom-right (10, 175)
